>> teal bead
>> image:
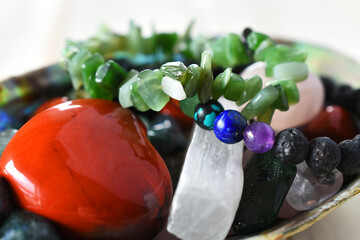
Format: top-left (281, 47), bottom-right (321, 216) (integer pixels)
top-left (68, 49), bottom-right (92, 90)
top-left (183, 64), bottom-right (201, 98)
top-left (273, 62), bottom-right (309, 82)
top-left (241, 85), bottom-right (279, 120)
top-left (267, 79), bottom-right (300, 105)
top-left (212, 68), bottom-right (231, 100)
top-left (271, 84), bottom-right (289, 111)
top-left (246, 31), bottom-right (271, 51)
top-left (160, 62), bottom-right (187, 83)
top-left (179, 95), bottom-right (200, 118)
top-left (137, 70), bottom-right (170, 111)
top-left (236, 75), bottom-right (263, 106)
top-left (194, 99), bottom-right (224, 130)
top-left (223, 73), bottom-right (245, 101)
top-left (198, 51), bottom-right (214, 103)
top-left (211, 33), bottom-right (250, 68)
top-left (81, 53), bottom-right (105, 93)
top-left (95, 60), bottom-right (127, 96)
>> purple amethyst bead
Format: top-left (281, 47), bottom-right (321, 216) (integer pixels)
top-left (243, 122), bottom-right (275, 153)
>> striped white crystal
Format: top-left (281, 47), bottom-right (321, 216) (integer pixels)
top-left (167, 125), bottom-right (244, 240)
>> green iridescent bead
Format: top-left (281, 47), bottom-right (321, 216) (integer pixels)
top-left (130, 81), bottom-right (150, 112)
top-left (183, 64), bottom-right (201, 98)
top-left (271, 84), bottom-right (289, 111)
top-left (211, 33), bottom-right (250, 68)
top-left (273, 62), bottom-right (309, 82)
top-left (118, 71), bottom-right (139, 108)
top-left (241, 85), bottom-right (279, 120)
top-left (68, 49), bottom-right (92, 90)
top-left (95, 60), bottom-right (127, 96)
top-left (160, 62), bottom-right (188, 84)
top-left (246, 31), bottom-right (271, 51)
top-left (236, 75), bottom-right (263, 106)
top-left (212, 68), bottom-right (231, 100)
top-left (137, 70), bottom-right (170, 111)
top-left (267, 79), bottom-right (300, 105)
top-left (179, 95), bottom-right (200, 118)
top-left (223, 73), bottom-right (245, 101)
top-left (198, 51), bottom-right (214, 103)
top-left (81, 53), bottom-right (105, 93)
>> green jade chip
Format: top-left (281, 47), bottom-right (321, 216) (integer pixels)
top-left (160, 62), bottom-right (187, 84)
top-left (257, 107), bottom-right (275, 124)
top-left (81, 53), bottom-right (105, 93)
top-left (212, 68), bottom-right (232, 100)
top-left (137, 69), bottom-right (170, 111)
top-left (223, 73), bottom-right (245, 101)
top-left (267, 79), bottom-right (300, 105)
top-left (183, 64), bottom-right (201, 98)
top-left (273, 62), bottom-right (309, 82)
top-left (68, 49), bottom-right (92, 90)
top-left (95, 60), bottom-right (127, 96)
top-left (246, 31), bottom-right (271, 51)
top-left (241, 85), bottom-right (279, 120)
top-left (198, 51), bottom-right (214, 103)
top-left (119, 71), bottom-right (139, 108)
top-left (236, 75), bottom-right (263, 106)
top-left (271, 84), bottom-right (289, 111)
top-left (179, 95), bottom-right (200, 118)
top-left (130, 81), bottom-right (150, 112)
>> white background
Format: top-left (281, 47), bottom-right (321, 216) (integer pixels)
top-left (1, 0), bottom-right (360, 239)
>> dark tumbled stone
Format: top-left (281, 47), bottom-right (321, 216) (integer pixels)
top-left (0, 178), bottom-right (12, 222)
top-left (337, 139), bottom-right (360, 175)
top-left (0, 210), bottom-right (61, 240)
top-left (306, 137), bottom-right (341, 175)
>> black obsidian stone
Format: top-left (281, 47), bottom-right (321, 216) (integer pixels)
top-left (337, 139), bottom-right (360, 175)
top-left (194, 99), bottom-right (224, 130)
top-left (0, 210), bottom-right (61, 240)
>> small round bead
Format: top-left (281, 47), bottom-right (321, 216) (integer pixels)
top-left (243, 122), bottom-right (275, 153)
top-left (213, 110), bottom-right (247, 144)
top-left (306, 137), bottom-right (341, 175)
top-left (337, 139), bottom-right (360, 175)
top-left (273, 128), bottom-right (309, 165)
top-left (194, 99), bottom-right (224, 130)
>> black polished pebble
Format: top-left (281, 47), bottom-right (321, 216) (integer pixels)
top-left (306, 137), bottom-right (341, 176)
top-left (194, 99), bottom-right (224, 130)
top-left (0, 178), bottom-right (12, 222)
top-left (273, 128), bottom-right (309, 165)
top-left (337, 139), bottom-right (360, 175)
top-left (0, 210), bottom-right (61, 240)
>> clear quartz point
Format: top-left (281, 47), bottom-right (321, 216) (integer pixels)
top-left (286, 161), bottom-right (343, 211)
top-left (167, 125), bottom-right (244, 240)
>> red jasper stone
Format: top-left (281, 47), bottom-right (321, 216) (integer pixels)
top-left (0, 99), bottom-right (172, 239)
top-left (31, 97), bottom-right (69, 118)
top-left (302, 105), bottom-right (359, 143)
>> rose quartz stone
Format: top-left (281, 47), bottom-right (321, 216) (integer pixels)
top-left (220, 62), bottom-right (324, 131)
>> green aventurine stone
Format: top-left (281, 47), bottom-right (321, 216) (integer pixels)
top-left (130, 81), bottom-right (150, 112)
top-left (211, 33), bottom-right (250, 68)
top-left (267, 79), bottom-right (300, 105)
top-left (198, 51), bottom-right (214, 103)
top-left (223, 73), bottom-right (245, 101)
top-left (137, 70), bottom-right (170, 111)
top-left (271, 84), bottom-right (289, 111)
top-left (95, 60), bottom-right (127, 96)
top-left (183, 64), bottom-right (201, 98)
top-left (232, 151), bottom-right (296, 234)
top-left (273, 62), bottom-right (309, 82)
top-left (68, 49), bottom-right (92, 90)
top-left (236, 75), bottom-right (263, 106)
top-left (257, 107), bottom-right (275, 124)
top-left (179, 95), bottom-right (200, 118)
top-left (160, 62), bottom-right (187, 84)
top-left (82, 53), bottom-right (105, 93)
top-left (119, 71), bottom-right (139, 108)
top-left (212, 68), bottom-right (231, 100)
top-left (241, 85), bottom-right (278, 120)
top-left (246, 31), bottom-right (271, 51)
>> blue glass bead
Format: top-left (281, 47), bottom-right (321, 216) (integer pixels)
top-left (213, 110), bottom-right (248, 144)
top-left (243, 122), bottom-right (275, 153)
top-left (194, 99), bottom-right (224, 130)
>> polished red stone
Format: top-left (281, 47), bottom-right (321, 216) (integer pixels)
top-left (0, 99), bottom-right (172, 239)
top-left (31, 96), bottom-right (69, 118)
top-left (302, 105), bottom-right (359, 143)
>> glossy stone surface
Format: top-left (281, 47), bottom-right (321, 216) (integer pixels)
top-left (213, 110), bottom-right (248, 144)
top-left (0, 99), bottom-right (172, 240)
top-left (302, 105), bottom-right (359, 143)
top-left (168, 126), bottom-right (244, 240)
top-left (240, 62), bottom-right (324, 131)
top-left (31, 97), bottom-right (69, 117)
top-left (286, 162), bottom-right (343, 211)
top-left (194, 99), bottom-right (224, 130)
top-left (243, 122), bottom-right (275, 153)
top-left (0, 210), bottom-right (61, 240)
top-left (232, 150), bottom-right (296, 234)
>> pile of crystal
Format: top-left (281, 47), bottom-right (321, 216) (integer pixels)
top-left (167, 125), bottom-right (244, 240)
